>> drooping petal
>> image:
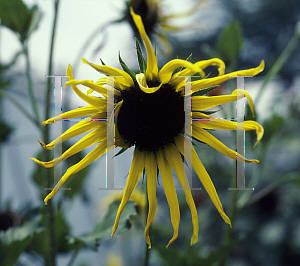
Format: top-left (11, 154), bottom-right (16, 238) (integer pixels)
top-left (192, 89), bottom-right (255, 116)
top-left (130, 8), bottom-right (158, 80)
top-left (171, 59), bottom-right (226, 91)
top-left (175, 134), bottom-right (231, 226)
top-left (171, 58), bottom-right (225, 86)
top-left (31, 127), bottom-right (106, 168)
top-left (156, 148), bottom-right (180, 248)
top-left (65, 79), bottom-right (119, 97)
top-left (41, 114), bottom-right (106, 150)
top-left (189, 61), bottom-right (264, 93)
top-left (144, 152), bottom-right (157, 249)
top-left (136, 73), bottom-right (162, 93)
top-left (42, 105), bottom-right (103, 125)
top-left (164, 144), bottom-right (199, 246)
top-left (159, 59), bottom-right (205, 84)
top-left (192, 125), bottom-right (260, 163)
top-left (66, 65), bottom-right (109, 108)
top-left (194, 119), bottom-right (264, 148)
top-left (112, 148), bottom-right (145, 236)
top-left (44, 139), bottom-right (109, 205)
top-left (82, 58), bottom-right (134, 88)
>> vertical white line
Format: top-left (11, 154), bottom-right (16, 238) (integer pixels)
top-left (46, 75), bottom-right (70, 191)
top-left (106, 77), bottom-right (115, 189)
top-left (229, 76), bottom-right (253, 190)
top-left (99, 76), bottom-right (122, 191)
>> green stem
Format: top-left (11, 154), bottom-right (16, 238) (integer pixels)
top-left (0, 90), bottom-right (40, 128)
top-left (219, 172), bottom-right (240, 266)
top-left (72, 20), bottom-right (116, 72)
top-left (43, 1), bottom-right (60, 266)
top-left (254, 20), bottom-right (300, 107)
top-left (23, 42), bottom-right (41, 124)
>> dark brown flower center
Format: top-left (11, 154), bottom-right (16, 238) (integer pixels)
top-left (117, 83), bottom-right (184, 152)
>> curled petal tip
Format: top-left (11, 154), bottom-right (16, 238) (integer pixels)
top-left (258, 60), bottom-right (265, 72)
top-left (38, 140), bottom-right (47, 149)
top-left (81, 58), bottom-right (88, 64)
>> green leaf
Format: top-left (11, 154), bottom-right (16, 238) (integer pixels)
top-left (0, 0), bottom-right (42, 43)
top-left (68, 200), bottom-right (138, 251)
top-left (156, 241), bottom-right (232, 266)
top-left (26, 209), bottom-right (72, 256)
top-left (135, 38), bottom-right (147, 73)
top-left (26, 5), bottom-right (43, 39)
top-left (192, 85), bottom-right (219, 96)
top-left (119, 52), bottom-right (136, 80)
top-left (113, 147), bottom-right (129, 158)
top-left (0, 120), bottom-right (13, 143)
top-left (0, 215), bottom-right (43, 266)
top-left (31, 142), bottom-right (91, 200)
top-left (100, 58), bottom-right (106, 66)
top-left (261, 113), bottom-right (285, 146)
top-left (172, 53), bottom-right (193, 75)
top-left (216, 20), bottom-right (244, 65)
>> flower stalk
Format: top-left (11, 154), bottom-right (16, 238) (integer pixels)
top-left (43, 1), bottom-right (60, 265)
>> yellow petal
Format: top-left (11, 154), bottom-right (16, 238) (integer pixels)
top-left (144, 152), bottom-right (157, 249)
top-left (41, 114), bottom-right (106, 150)
top-left (194, 119), bottom-right (264, 148)
top-left (66, 65), bottom-right (108, 108)
top-left (192, 89), bottom-right (255, 116)
top-left (192, 125), bottom-right (260, 163)
top-left (112, 148), bottom-right (145, 236)
top-left (65, 79), bottom-right (119, 97)
top-left (44, 139), bottom-right (109, 205)
top-left (136, 73), bottom-right (162, 93)
top-left (81, 58), bottom-right (134, 88)
top-left (156, 148), bottom-right (180, 248)
top-left (190, 61), bottom-right (264, 93)
top-left (159, 59), bottom-right (205, 84)
top-left (175, 134), bottom-right (231, 226)
top-left (31, 127), bottom-right (106, 168)
top-left (171, 58), bottom-right (226, 91)
top-left (191, 112), bottom-right (210, 119)
top-left (164, 144), bottom-right (199, 246)
top-left (130, 8), bottom-right (158, 80)
top-left (42, 105), bottom-right (103, 125)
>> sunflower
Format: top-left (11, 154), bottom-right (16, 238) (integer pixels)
top-left (31, 8), bottom-right (264, 248)
top-left (125, 0), bottom-right (204, 54)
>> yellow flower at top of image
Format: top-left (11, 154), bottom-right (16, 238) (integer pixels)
top-left (103, 187), bottom-right (146, 216)
top-left (31, 8), bottom-right (264, 248)
top-left (125, 0), bottom-right (205, 54)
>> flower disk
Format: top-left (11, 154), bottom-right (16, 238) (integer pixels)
top-left (117, 83), bottom-right (184, 152)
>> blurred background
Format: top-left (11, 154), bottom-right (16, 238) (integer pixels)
top-left (1, 0), bottom-right (300, 265)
